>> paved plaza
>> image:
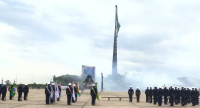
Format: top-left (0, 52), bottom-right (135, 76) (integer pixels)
top-left (0, 89), bottom-right (199, 108)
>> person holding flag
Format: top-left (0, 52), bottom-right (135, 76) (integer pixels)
top-left (8, 84), bottom-right (13, 100)
top-left (57, 82), bottom-right (62, 101)
top-left (11, 81), bottom-right (16, 99)
top-left (95, 82), bottom-right (100, 100)
top-left (66, 83), bottom-right (72, 105)
top-left (72, 83), bottom-right (76, 103)
top-left (90, 84), bottom-right (97, 105)
top-left (50, 82), bottom-right (54, 103)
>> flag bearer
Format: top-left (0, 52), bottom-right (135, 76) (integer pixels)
top-left (8, 84), bottom-right (13, 100)
top-left (90, 84), bottom-right (97, 105)
top-left (66, 83), bottom-right (72, 105)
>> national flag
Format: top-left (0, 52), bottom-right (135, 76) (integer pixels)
top-left (77, 82), bottom-right (81, 97)
top-left (115, 5), bottom-right (121, 35)
top-left (72, 81), bottom-right (76, 101)
top-left (95, 83), bottom-right (100, 100)
top-left (11, 81), bottom-right (16, 97)
top-left (50, 81), bottom-right (54, 100)
top-left (55, 82), bottom-right (59, 98)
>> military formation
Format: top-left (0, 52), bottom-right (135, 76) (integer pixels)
top-left (0, 83), bottom-right (29, 101)
top-left (144, 86), bottom-right (199, 106)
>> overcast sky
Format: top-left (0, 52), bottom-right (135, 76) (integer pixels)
top-left (1, 0), bottom-right (200, 85)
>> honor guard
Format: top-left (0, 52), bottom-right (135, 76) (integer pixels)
top-left (148, 87), bottom-right (153, 103)
top-left (8, 84), bottom-right (13, 100)
top-left (157, 87), bottom-right (163, 106)
top-left (163, 86), bottom-right (168, 104)
top-left (145, 87), bottom-right (149, 102)
top-left (153, 86), bottom-right (158, 104)
top-left (177, 87), bottom-right (181, 104)
top-left (174, 87), bottom-right (178, 105)
top-left (23, 84), bottom-right (29, 100)
top-left (1, 83), bottom-right (7, 101)
top-left (169, 86), bottom-right (174, 106)
top-left (17, 84), bottom-right (23, 101)
top-left (184, 87), bottom-right (187, 105)
top-left (90, 84), bottom-right (97, 105)
top-left (181, 86), bottom-right (186, 106)
top-left (57, 85), bottom-right (61, 101)
top-left (195, 88), bottom-right (199, 105)
top-left (135, 87), bottom-right (141, 102)
top-left (66, 83), bottom-right (72, 105)
top-left (128, 86), bottom-right (134, 102)
top-left (191, 87), bottom-right (196, 106)
top-left (186, 87), bottom-right (191, 104)
top-left (45, 82), bottom-right (51, 104)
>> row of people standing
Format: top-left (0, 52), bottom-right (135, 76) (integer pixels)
top-left (128, 86), bottom-right (141, 102)
top-left (145, 86), bottom-right (199, 106)
top-left (45, 82), bottom-right (62, 104)
top-left (0, 83), bottom-right (29, 101)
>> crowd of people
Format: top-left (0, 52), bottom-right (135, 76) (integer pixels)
top-left (0, 83), bottom-right (29, 101)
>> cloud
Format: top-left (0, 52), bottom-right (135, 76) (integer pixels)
top-left (1, 0), bottom-right (200, 88)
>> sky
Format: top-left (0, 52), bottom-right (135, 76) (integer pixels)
top-left (1, 0), bottom-right (200, 85)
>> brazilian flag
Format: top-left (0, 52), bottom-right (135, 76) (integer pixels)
top-left (95, 83), bottom-right (99, 100)
top-left (11, 82), bottom-right (16, 97)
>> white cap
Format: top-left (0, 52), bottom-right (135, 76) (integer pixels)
top-left (52, 83), bottom-right (54, 85)
top-left (68, 83), bottom-right (71, 85)
top-left (74, 84), bottom-right (76, 86)
top-left (177, 87), bottom-right (180, 88)
top-left (130, 86), bottom-right (132, 87)
top-left (25, 84), bottom-right (27, 85)
top-left (137, 87), bottom-right (139, 88)
top-left (3, 83), bottom-right (6, 85)
top-left (147, 86), bottom-right (148, 87)
top-left (48, 82), bottom-right (50, 84)
top-left (92, 84), bottom-right (95, 86)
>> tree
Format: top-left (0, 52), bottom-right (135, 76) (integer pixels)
top-left (5, 80), bottom-right (11, 86)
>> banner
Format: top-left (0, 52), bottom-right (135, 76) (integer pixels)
top-left (11, 82), bottom-right (16, 97)
top-left (82, 65), bottom-right (95, 89)
top-left (55, 82), bottom-right (59, 98)
top-left (72, 81), bottom-right (76, 101)
top-left (60, 82), bottom-right (63, 97)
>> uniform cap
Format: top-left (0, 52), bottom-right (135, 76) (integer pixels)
top-left (3, 83), bottom-right (6, 85)
top-left (52, 83), bottom-right (54, 85)
top-left (68, 83), bottom-right (71, 85)
top-left (92, 84), bottom-right (95, 86)
top-left (130, 86), bottom-right (132, 87)
top-left (137, 87), bottom-right (139, 88)
top-left (25, 84), bottom-right (27, 85)
top-left (74, 84), bottom-right (76, 86)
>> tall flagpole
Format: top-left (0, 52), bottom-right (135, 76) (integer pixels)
top-left (112, 5), bottom-right (118, 75)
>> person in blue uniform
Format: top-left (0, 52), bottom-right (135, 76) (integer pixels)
top-left (174, 87), bottom-right (178, 105)
top-left (186, 87), bottom-right (191, 104)
top-left (153, 86), bottom-right (158, 104)
top-left (1, 83), bottom-right (7, 101)
top-left (177, 87), bottom-right (181, 104)
top-left (128, 86), bottom-right (134, 102)
top-left (145, 87), bottom-right (149, 102)
top-left (45, 82), bottom-right (51, 104)
top-left (17, 83), bottom-right (23, 101)
top-left (90, 84), bottom-right (97, 105)
top-left (191, 87), bottom-right (196, 106)
top-left (135, 87), bottom-right (141, 102)
top-left (66, 83), bottom-right (72, 105)
top-left (163, 86), bottom-right (168, 104)
top-left (149, 87), bottom-right (153, 103)
top-left (23, 84), bottom-right (29, 100)
top-left (195, 88), bottom-right (199, 105)
top-left (157, 87), bottom-right (163, 106)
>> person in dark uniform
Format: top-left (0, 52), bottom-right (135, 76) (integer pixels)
top-left (168, 86), bottom-right (172, 104)
top-left (52, 83), bottom-right (55, 102)
top-left (57, 85), bottom-right (61, 101)
top-left (128, 86), bottom-right (134, 102)
top-left (90, 84), bottom-right (97, 105)
top-left (191, 87), bottom-right (196, 106)
top-left (169, 86), bottom-right (174, 106)
top-left (8, 84), bottom-right (13, 100)
top-left (153, 86), bottom-right (158, 104)
top-left (177, 87), bottom-right (181, 104)
top-left (45, 82), bottom-right (51, 104)
top-left (74, 84), bottom-right (77, 102)
top-left (23, 84), bottom-right (29, 100)
top-left (174, 87), bottom-right (178, 105)
top-left (1, 83), bottom-right (7, 101)
top-left (157, 87), bottom-right (163, 106)
top-left (195, 88), bottom-right (199, 105)
top-left (145, 87), bottom-right (149, 102)
top-left (0, 84), bottom-right (2, 98)
top-left (66, 83), bottom-right (72, 105)
top-left (181, 86), bottom-right (186, 106)
top-left (17, 84), bottom-right (23, 101)
top-left (183, 87), bottom-right (187, 105)
top-left (163, 86), bottom-right (168, 104)
top-left (135, 87), bottom-right (141, 102)
top-left (148, 87), bottom-right (153, 103)
top-left (186, 87), bottom-right (191, 104)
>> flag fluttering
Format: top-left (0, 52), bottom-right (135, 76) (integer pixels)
top-left (95, 82), bottom-right (99, 100)
top-left (11, 81), bottom-right (16, 97)
top-left (72, 80), bottom-right (76, 101)
top-left (115, 5), bottom-right (121, 37)
top-left (77, 82), bottom-right (81, 97)
top-left (55, 82), bottom-right (59, 98)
